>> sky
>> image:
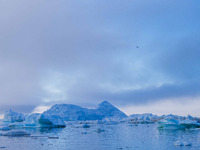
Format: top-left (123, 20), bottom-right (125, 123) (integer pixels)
top-left (0, 0), bottom-right (200, 116)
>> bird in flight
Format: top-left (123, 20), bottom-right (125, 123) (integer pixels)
top-left (136, 46), bottom-right (139, 48)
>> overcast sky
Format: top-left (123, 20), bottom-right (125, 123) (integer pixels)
top-left (0, 0), bottom-right (200, 116)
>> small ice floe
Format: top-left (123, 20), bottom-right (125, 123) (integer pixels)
top-left (0, 127), bottom-right (11, 131)
top-left (174, 141), bottom-right (192, 146)
top-left (3, 130), bottom-right (31, 136)
top-left (48, 136), bottom-right (59, 139)
top-left (0, 146), bottom-right (6, 149)
top-left (83, 124), bottom-right (90, 128)
top-left (96, 128), bottom-right (105, 133)
top-left (183, 142), bottom-right (192, 146)
top-left (81, 132), bottom-right (87, 134)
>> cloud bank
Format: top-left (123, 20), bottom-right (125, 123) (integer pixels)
top-left (0, 0), bottom-right (200, 115)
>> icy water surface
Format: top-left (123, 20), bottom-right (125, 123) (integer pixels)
top-left (0, 123), bottom-right (200, 150)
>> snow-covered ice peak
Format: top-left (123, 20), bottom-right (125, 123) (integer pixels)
top-left (97, 101), bottom-right (114, 109)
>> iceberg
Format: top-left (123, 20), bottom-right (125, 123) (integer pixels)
top-left (3, 110), bottom-right (27, 123)
top-left (157, 118), bottom-right (185, 130)
top-left (179, 115), bottom-right (200, 129)
top-left (157, 115), bottom-right (200, 130)
top-left (41, 101), bottom-right (127, 121)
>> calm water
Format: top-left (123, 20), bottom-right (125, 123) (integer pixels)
top-left (0, 123), bottom-right (200, 150)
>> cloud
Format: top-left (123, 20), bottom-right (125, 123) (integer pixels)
top-left (0, 0), bottom-right (200, 114)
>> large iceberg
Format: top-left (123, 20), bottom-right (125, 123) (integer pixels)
top-left (179, 115), bottom-right (200, 129)
top-left (3, 110), bottom-right (27, 123)
top-left (157, 115), bottom-right (200, 130)
top-left (157, 118), bottom-right (185, 130)
top-left (41, 101), bottom-right (127, 121)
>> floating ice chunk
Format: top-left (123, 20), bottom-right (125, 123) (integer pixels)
top-left (0, 146), bottom-right (6, 148)
top-left (174, 141), bottom-right (184, 146)
top-left (48, 136), bottom-right (59, 139)
top-left (96, 128), bottom-right (105, 133)
top-left (183, 142), bottom-right (192, 146)
top-left (83, 124), bottom-right (90, 128)
top-left (39, 114), bottom-right (66, 128)
top-left (3, 130), bottom-right (31, 136)
top-left (3, 110), bottom-right (27, 123)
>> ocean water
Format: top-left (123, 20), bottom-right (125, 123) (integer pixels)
top-left (0, 123), bottom-right (200, 150)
